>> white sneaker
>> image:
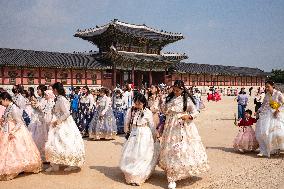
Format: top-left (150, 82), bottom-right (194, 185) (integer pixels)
top-left (239, 149), bottom-right (244, 153)
top-left (168, 182), bottom-right (176, 189)
top-left (45, 164), bottom-right (60, 172)
top-left (257, 153), bottom-right (264, 157)
top-left (64, 166), bottom-right (78, 172)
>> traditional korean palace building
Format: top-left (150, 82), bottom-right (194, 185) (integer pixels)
top-left (0, 19), bottom-right (267, 89)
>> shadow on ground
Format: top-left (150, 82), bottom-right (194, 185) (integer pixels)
top-left (90, 166), bottom-right (202, 188)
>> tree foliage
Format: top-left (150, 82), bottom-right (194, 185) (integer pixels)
top-left (269, 69), bottom-right (284, 84)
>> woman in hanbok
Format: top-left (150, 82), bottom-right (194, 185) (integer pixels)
top-left (89, 88), bottom-right (116, 140)
top-left (22, 88), bottom-right (35, 118)
top-left (159, 80), bottom-right (209, 189)
top-left (120, 93), bottom-right (158, 186)
top-left (45, 82), bottom-right (85, 172)
top-left (12, 84), bottom-right (26, 110)
top-left (113, 89), bottom-right (125, 134)
top-left (29, 85), bottom-right (53, 161)
top-left (77, 86), bottom-right (95, 137)
top-left (255, 80), bottom-right (284, 157)
top-left (12, 84), bottom-right (30, 126)
top-left (148, 85), bottom-right (161, 129)
top-left (0, 92), bottom-right (42, 181)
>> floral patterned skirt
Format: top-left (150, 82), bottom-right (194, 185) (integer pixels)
top-left (45, 116), bottom-right (85, 167)
top-left (0, 123), bottom-right (42, 181)
top-left (159, 117), bottom-right (209, 182)
top-left (89, 108), bottom-right (117, 140)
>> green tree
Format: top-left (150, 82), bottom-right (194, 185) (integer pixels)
top-left (269, 69), bottom-right (284, 84)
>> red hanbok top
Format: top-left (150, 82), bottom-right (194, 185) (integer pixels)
top-left (238, 117), bottom-right (257, 127)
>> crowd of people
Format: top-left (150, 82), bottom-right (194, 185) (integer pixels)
top-left (0, 80), bottom-right (283, 189)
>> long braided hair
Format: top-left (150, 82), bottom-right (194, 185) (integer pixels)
top-left (166, 80), bottom-right (196, 112)
top-left (129, 93), bottom-right (147, 125)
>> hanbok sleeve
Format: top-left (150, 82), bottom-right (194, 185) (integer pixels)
top-left (277, 92), bottom-right (284, 111)
top-left (35, 99), bottom-right (46, 112)
top-left (88, 95), bottom-right (95, 111)
top-left (122, 93), bottom-right (127, 110)
top-left (160, 97), bottom-right (167, 113)
top-left (146, 110), bottom-right (156, 138)
top-left (124, 108), bottom-right (132, 133)
top-left (55, 98), bottom-right (70, 124)
top-left (150, 98), bottom-right (160, 113)
top-left (238, 118), bottom-right (245, 126)
top-left (10, 106), bottom-right (24, 134)
top-left (17, 95), bottom-right (26, 110)
top-left (258, 94), bottom-right (269, 113)
top-left (101, 97), bottom-right (111, 116)
top-left (187, 98), bottom-right (199, 119)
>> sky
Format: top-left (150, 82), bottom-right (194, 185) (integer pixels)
top-left (0, 0), bottom-right (284, 72)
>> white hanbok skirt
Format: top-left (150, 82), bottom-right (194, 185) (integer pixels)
top-left (120, 126), bottom-right (159, 185)
top-left (45, 116), bottom-right (85, 167)
top-left (255, 109), bottom-right (284, 157)
top-left (28, 116), bottom-right (49, 161)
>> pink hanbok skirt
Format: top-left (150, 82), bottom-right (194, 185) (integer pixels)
top-left (233, 126), bottom-right (259, 151)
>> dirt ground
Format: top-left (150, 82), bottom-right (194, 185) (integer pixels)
top-left (1, 96), bottom-right (284, 189)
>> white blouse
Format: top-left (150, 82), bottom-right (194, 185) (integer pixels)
top-left (13, 94), bottom-right (26, 110)
top-left (124, 108), bottom-right (154, 133)
top-left (259, 89), bottom-right (284, 113)
top-left (52, 95), bottom-right (71, 124)
top-left (1, 103), bottom-right (24, 133)
top-left (80, 94), bottom-right (95, 110)
top-left (98, 95), bottom-right (112, 116)
top-left (165, 95), bottom-right (199, 119)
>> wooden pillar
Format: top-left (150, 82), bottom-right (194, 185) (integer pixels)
top-left (120, 70), bottom-right (123, 87)
top-left (149, 69), bottom-right (152, 86)
top-left (38, 68), bottom-right (42, 84)
top-left (131, 65), bottom-right (135, 85)
top-left (85, 69), bottom-right (87, 85)
top-left (55, 69), bottom-right (58, 83)
top-left (113, 64), bottom-right (117, 89)
top-left (101, 70), bottom-right (104, 87)
top-left (188, 73), bottom-right (191, 86)
top-left (21, 68), bottom-right (24, 85)
top-left (203, 74), bottom-right (206, 86)
top-left (71, 68), bottom-right (74, 86)
top-left (211, 75), bottom-right (213, 86)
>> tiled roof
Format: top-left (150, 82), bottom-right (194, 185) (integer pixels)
top-left (111, 50), bottom-right (188, 62)
top-left (74, 19), bottom-right (184, 42)
top-left (0, 48), bottom-right (267, 76)
top-left (0, 48), bottom-right (111, 69)
top-left (174, 62), bottom-right (267, 76)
